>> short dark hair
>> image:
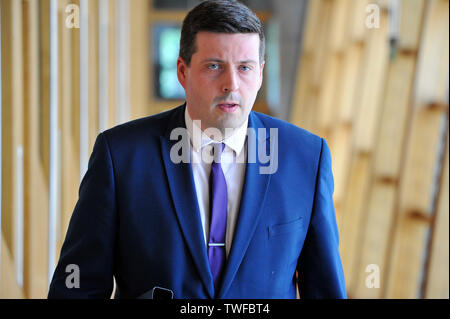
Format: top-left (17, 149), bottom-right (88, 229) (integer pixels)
top-left (179, 0), bottom-right (265, 66)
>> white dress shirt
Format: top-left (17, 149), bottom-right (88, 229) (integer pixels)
top-left (185, 108), bottom-right (247, 257)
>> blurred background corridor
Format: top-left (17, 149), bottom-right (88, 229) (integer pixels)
top-left (0, 0), bottom-right (448, 298)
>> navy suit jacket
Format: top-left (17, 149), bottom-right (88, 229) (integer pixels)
top-left (48, 104), bottom-right (346, 299)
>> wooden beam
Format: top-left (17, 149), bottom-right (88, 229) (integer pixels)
top-left (398, 0), bottom-right (425, 51)
top-left (88, 0), bottom-right (99, 152)
top-left (386, 107), bottom-right (446, 298)
top-left (70, 0), bottom-right (80, 183)
top-left (328, 0), bottom-right (351, 53)
top-left (310, 0), bottom-right (333, 88)
top-left (347, 0), bottom-right (371, 42)
top-left (39, 0), bottom-right (51, 183)
top-left (108, 0), bottom-right (116, 127)
top-left (130, 0), bottom-right (151, 119)
top-left (425, 135), bottom-right (449, 298)
top-left (59, 0), bottom-right (79, 259)
top-left (374, 54), bottom-right (416, 179)
top-left (414, 0), bottom-right (449, 105)
top-left (353, 11), bottom-right (389, 152)
top-left (0, 0), bottom-right (25, 298)
top-left (339, 154), bottom-right (372, 297)
top-left (22, 0), bottom-right (50, 298)
top-left (353, 181), bottom-right (396, 298)
top-left (337, 42), bottom-right (364, 124)
top-left (316, 54), bottom-right (341, 132)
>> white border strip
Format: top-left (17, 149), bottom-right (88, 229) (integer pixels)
top-left (48, 0), bottom-right (59, 285)
top-left (99, 0), bottom-right (109, 132)
top-left (80, 0), bottom-right (89, 180)
top-left (15, 146), bottom-right (24, 287)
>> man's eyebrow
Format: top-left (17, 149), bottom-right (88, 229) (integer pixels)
top-left (239, 59), bottom-right (258, 65)
top-left (200, 58), bottom-right (258, 64)
top-left (200, 58), bottom-right (226, 63)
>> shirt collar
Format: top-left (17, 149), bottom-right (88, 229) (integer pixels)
top-left (184, 106), bottom-right (248, 157)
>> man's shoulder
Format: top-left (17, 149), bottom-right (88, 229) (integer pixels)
top-left (250, 112), bottom-right (326, 165)
top-left (250, 111), bottom-right (322, 144)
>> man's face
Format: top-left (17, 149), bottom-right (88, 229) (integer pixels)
top-left (177, 32), bottom-right (264, 134)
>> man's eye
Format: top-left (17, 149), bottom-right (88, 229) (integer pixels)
top-left (240, 65), bottom-right (251, 71)
top-left (208, 64), bottom-right (219, 70)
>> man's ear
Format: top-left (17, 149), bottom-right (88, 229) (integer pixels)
top-left (258, 61), bottom-right (265, 89)
top-left (177, 57), bottom-right (188, 89)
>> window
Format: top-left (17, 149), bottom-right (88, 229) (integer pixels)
top-left (153, 24), bottom-right (185, 99)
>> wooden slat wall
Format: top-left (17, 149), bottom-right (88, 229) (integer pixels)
top-left (23, 0), bottom-right (50, 298)
top-left (291, 0), bottom-right (449, 298)
top-left (0, 0), bottom-right (152, 298)
top-left (1, 0), bottom-right (25, 298)
top-left (88, 0), bottom-right (99, 154)
top-left (385, 0), bottom-right (449, 298)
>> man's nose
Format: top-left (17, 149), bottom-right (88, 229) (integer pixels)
top-left (221, 68), bottom-right (239, 93)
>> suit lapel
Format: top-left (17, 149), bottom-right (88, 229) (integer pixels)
top-left (159, 105), bottom-right (214, 298)
top-left (218, 112), bottom-right (272, 298)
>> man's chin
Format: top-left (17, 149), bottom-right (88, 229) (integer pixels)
top-left (217, 117), bottom-right (246, 131)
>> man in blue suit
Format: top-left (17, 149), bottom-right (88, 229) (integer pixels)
top-left (48, 0), bottom-right (346, 299)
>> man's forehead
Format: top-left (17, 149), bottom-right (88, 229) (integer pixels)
top-left (193, 31), bottom-right (260, 59)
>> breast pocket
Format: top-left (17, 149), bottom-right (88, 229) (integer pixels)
top-left (266, 217), bottom-right (305, 284)
top-left (268, 217), bottom-right (303, 238)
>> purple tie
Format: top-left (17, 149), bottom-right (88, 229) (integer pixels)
top-left (208, 143), bottom-right (227, 292)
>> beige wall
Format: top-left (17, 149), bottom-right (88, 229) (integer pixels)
top-left (0, 0), bottom-right (153, 298)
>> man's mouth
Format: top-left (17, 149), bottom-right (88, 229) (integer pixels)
top-left (217, 103), bottom-right (239, 113)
